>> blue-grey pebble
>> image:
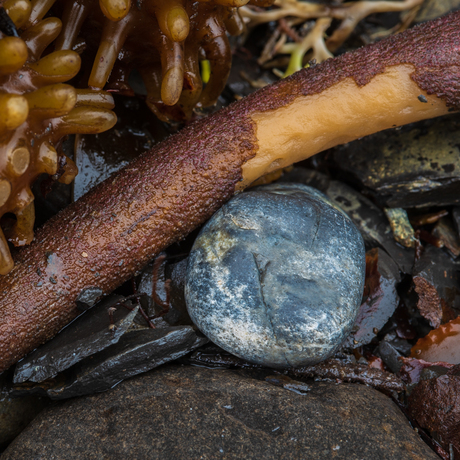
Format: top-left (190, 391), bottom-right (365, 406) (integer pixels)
top-left (185, 183), bottom-right (366, 368)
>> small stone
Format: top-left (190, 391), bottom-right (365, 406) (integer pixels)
top-left (185, 184), bottom-right (365, 368)
top-left (407, 365), bottom-right (460, 458)
top-left (384, 208), bottom-right (416, 248)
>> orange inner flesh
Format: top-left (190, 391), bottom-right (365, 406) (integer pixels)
top-left (239, 64), bottom-right (450, 189)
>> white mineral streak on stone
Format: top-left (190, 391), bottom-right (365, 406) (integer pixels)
top-left (202, 228), bottom-right (236, 264)
top-left (187, 243), bottom-right (277, 362)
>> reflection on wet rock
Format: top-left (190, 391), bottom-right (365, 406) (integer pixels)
top-left (46, 327), bottom-right (207, 399)
top-left (14, 295), bottom-right (139, 384)
top-left (11, 287), bottom-right (207, 400)
top-left (137, 255), bottom-right (191, 326)
top-left (332, 114), bottom-right (460, 208)
top-left (344, 248), bottom-right (401, 349)
top-left (186, 183), bottom-right (365, 368)
top-left (13, 326), bottom-right (207, 400)
top-left (73, 96), bottom-right (169, 200)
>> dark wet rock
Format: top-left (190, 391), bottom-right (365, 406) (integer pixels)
top-left (2, 365), bottom-right (437, 460)
top-left (381, 330), bottom-right (413, 356)
top-left (282, 167), bottom-right (331, 191)
top-left (137, 256), bottom-right (191, 326)
top-left (76, 286), bottom-right (104, 310)
top-left (186, 183), bottom-right (365, 368)
top-left (332, 115), bottom-right (460, 208)
top-left (432, 217), bottom-right (460, 258)
top-left (288, 356), bottom-right (405, 393)
top-left (73, 96), bottom-right (168, 200)
top-left (325, 181), bottom-right (415, 274)
top-left (378, 341), bottom-right (404, 374)
top-left (14, 296), bottom-right (139, 384)
top-left (407, 364), bottom-right (460, 458)
top-left (344, 248), bottom-right (400, 349)
top-left (165, 257), bottom-right (191, 324)
top-left (184, 343), bottom-right (263, 369)
top-left (12, 327), bottom-right (207, 400)
top-left (0, 372), bottom-right (49, 451)
top-left (452, 207), bottom-right (460, 235)
top-left (418, 365), bottom-right (452, 383)
top-left (184, 343), bottom-right (404, 393)
top-left (399, 357), bottom-right (455, 386)
top-left (262, 373), bottom-right (312, 395)
top-left (412, 246), bottom-right (460, 327)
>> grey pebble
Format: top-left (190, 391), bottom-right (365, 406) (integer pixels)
top-left (185, 184), bottom-right (366, 368)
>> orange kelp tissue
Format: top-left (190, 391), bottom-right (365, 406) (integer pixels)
top-left (0, 0), bottom-right (116, 275)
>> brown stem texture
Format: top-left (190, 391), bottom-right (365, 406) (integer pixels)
top-left (0, 12), bottom-right (459, 372)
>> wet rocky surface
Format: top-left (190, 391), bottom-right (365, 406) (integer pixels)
top-left (0, 372), bottom-right (49, 451)
top-left (332, 115), bottom-right (460, 209)
top-left (2, 365), bottom-right (438, 460)
top-left (2, 3), bottom-right (460, 457)
top-left (13, 296), bottom-right (140, 384)
top-left (10, 287), bottom-right (207, 401)
top-left (11, 326), bottom-right (208, 400)
top-left (342, 248), bottom-right (400, 349)
top-left (407, 364), bottom-right (460, 459)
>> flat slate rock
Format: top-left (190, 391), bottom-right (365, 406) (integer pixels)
top-left (3, 365), bottom-right (437, 460)
top-left (14, 296), bottom-right (139, 384)
top-left (332, 115), bottom-right (460, 209)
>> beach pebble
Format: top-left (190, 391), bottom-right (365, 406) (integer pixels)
top-left (185, 184), bottom-right (366, 368)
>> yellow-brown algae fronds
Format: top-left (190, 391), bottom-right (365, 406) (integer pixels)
top-left (0, 2), bottom-right (116, 274)
top-left (56, 0), bottom-right (273, 122)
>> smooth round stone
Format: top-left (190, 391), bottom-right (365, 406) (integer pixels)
top-left (185, 183), bottom-right (366, 368)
